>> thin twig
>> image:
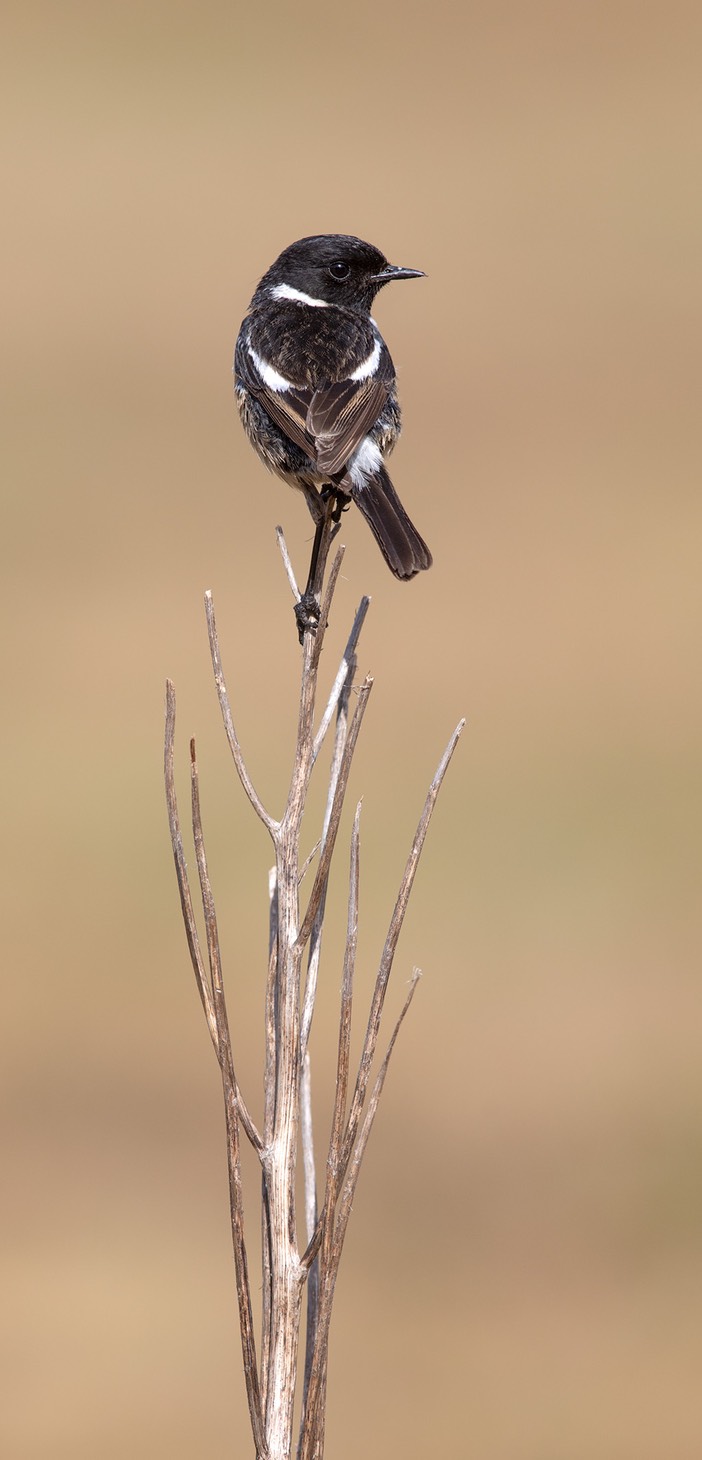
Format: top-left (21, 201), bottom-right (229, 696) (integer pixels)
top-left (164, 681), bottom-right (218, 1054)
top-left (300, 1047), bottom-right (319, 1407)
top-left (301, 1051), bottom-right (318, 1246)
top-left (300, 972), bottom-right (422, 1460)
top-left (298, 840), bottom-right (321, 885)
top-left (275, 525), bottom-right (301, 600)
top-left (314, 546), bottom-right (345, 661)
top-left (328, 801), bottom-right (361, 1194)
top-left (260, 865), bottom-right (278, 1416)
top-left (188, 742), bottom-right (267, 1458)
top-left (300, 798), bottom-right (362, 1275)
top-left (299, 695), bottom-right (361, 1430)
top-left (296, 676), bottom-right (373, 952)
top-left (300, 643), bottom-right (358, 1063)
top-left (337, 970), bottom-right (422, 1243)
top-left (312, 596), bottom-right (370, 764)
top-left (341, 718), bottom-right (465, 1173)
top-left (282, 589), bottom-right (330, 834)
top-left (190, 739), bottom-right (262, 1152)
top-left (264, 866), bottom-right (279, 1148)
top-left (205, 591), bottom-right (279, 838)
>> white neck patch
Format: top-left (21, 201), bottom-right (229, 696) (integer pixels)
top-left (270, 283), bottom-right (329, 308)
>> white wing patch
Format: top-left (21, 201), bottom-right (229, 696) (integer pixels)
top-left (350, 336), bottom-right (382, 382)
top-left (348, 436), bottom-right (383, 490)
top-left (247, 344), bottom-right (293, 394)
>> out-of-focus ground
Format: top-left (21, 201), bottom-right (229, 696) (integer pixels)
top-left (3, 3), bottom-right (701, 1456)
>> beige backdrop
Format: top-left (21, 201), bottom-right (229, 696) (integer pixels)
top-left (3, 2), bottom-right (701, 1456)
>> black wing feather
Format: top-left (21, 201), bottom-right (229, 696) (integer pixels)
top-left (235, 334), bottom-right (314, 458)
top-left (308, 374), bottom-right (391, 475)
top-left (237, 330), bottom-right (395, 476)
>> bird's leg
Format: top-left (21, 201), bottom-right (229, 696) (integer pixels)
top-left (294, 487), bottom-right (345, 642)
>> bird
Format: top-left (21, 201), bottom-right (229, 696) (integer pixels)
top-left (234, 234), bottom-right (432, 633)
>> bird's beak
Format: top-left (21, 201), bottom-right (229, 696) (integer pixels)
top-left (369, 264), bottom-right (426, 283)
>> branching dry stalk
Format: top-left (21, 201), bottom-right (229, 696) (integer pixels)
top-left (164, 530), bottom-right (464, 1460)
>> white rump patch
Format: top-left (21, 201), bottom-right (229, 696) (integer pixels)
top-left (348, 436), bottom-right (382, 490)
top-left (270, 283), bottom-right (329, 308)
top-left (350, 337), bottom-right (382, 382)
top-left (248, 345), bottom-right (293, 394)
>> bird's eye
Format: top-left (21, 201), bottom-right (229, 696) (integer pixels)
top-left (328, 261), bottom-right (351, 281)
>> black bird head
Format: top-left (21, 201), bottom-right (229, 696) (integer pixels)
top-left (251, 234), bottom-right (425, 314)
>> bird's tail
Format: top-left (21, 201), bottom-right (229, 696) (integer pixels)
top-left (347, 464), bottom-right (432, 580)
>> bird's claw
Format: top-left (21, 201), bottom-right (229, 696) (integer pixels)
top-left (294, 592), bottom-right (322, 644)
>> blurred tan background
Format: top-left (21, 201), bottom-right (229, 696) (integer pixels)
top-left (3, 1), bottom-right (701, 1455)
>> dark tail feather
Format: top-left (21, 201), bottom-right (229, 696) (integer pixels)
top-left (348, 465), bottom-right (432, 580)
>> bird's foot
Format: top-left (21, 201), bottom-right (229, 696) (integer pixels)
top-left (294, 591), bottom-right (321, 644)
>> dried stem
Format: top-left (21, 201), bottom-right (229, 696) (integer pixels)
top-left (329, 801), bottom-right (362, 1192)
top-left (275, 525), bottom-right (301, 600)
top-left (340, 718), bottom-right (465, 1176)
top-left (190, 744), bottom-right (264, 1444)
top-left (205, 591), bottom-right (278, 838)
top-left (299, 973), bottom-right (421, 1460)
top-left (189, 737), bottom-right (262, 1154)
top-left (297, 675), bottom-right (372, 951)
top-left (164, 682), bottom-right (218, 1054)
top-left (312, 596), bottom-right (370, 763)
top-left (164, 525), bottom-right (463, 1460)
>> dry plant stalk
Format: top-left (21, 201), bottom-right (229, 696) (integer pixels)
top-left (164, 525), bottom-right (463, 1460)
